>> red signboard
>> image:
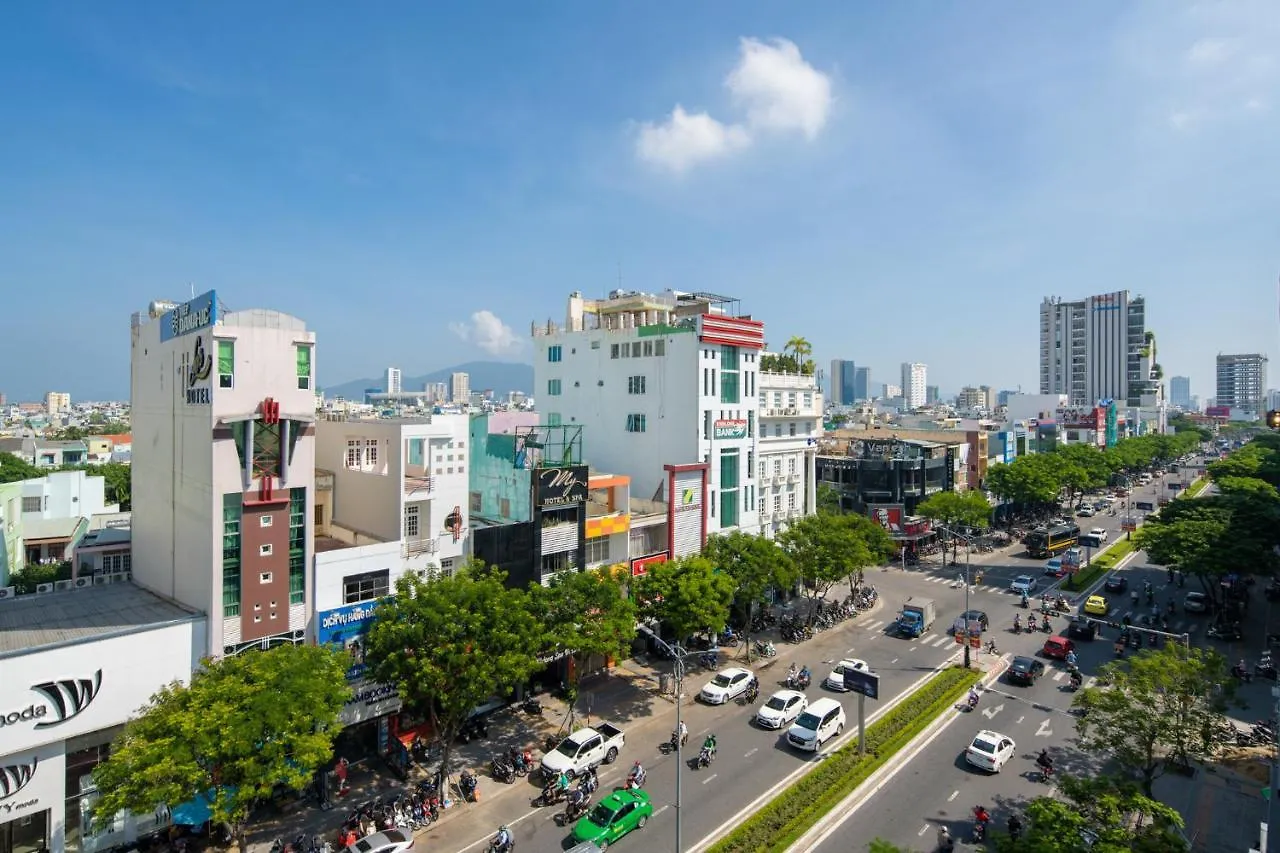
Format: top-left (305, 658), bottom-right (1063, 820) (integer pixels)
top-left (631, 552), bottom-right (669, 577)
top-left (902, 516), bottom-right (932, 537)
top-left (1206, 406), bottom-right (1231, 419)
top-left (868, 504), bottom-right (905, 534)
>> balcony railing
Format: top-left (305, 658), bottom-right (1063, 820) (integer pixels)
top-left (404, 475), bottom-right (434, 495)
top-left (758, 372), bottom-right (818, 390)
top-left (403, 538), bottom-right (438, 557)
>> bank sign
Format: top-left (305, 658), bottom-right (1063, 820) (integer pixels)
top-left (713, 419), bottom-right (747, 440)
top-left (318, 603), bottom-right (380, 682)
top-left (160, 290), bottom-right (218, 342)
top-left (536, 465), bottom-right (589, 509)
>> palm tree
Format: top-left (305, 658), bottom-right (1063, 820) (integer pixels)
top-left (784, 336), bottom-right (812, 368)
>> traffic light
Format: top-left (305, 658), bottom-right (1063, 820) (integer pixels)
top-left (1268, 410), bottom-right (1280, 430)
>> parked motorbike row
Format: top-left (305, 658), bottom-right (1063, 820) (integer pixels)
top-left (337, 779), bottom-right (443, 843)
top-left (489, 748), bottom-right (534, 784)
top-left (271, 835), bottom-right (333, 853)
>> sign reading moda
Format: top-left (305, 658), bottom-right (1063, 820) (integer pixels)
top-left (160, 290), bottom-right (219, 343)
top-left (1, 670), bottom-right (103, 732)
top-left (536, 465), bottom-right (589, 509)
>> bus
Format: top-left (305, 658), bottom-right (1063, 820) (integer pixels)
top-left (1025, 523), bottom-right (1080, 558)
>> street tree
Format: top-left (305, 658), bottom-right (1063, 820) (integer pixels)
top-left (633, 554), bottom-right (736, 643)
top-left (1051, 444), bottom-right (1112, 505)
top-left (365, 563), bottom-right (546, 786)
top-left (986, 454), bottom-right (1063, 507)
top-left (997, 774), bottom-right (1186, 853)
top-left (0, 451), bottom-right (40, 483)
top-left (915, 491), bottom-right (993, 562)
top-left (816, 483), bottom-right (843, 515)
top-left (702, 531), bottom-right (795, 660)
top-left (91, 644), bottom-right (349, 848)
top-left (537, 566), bottom-right (637, 724)
top-left (779, 514), bottom-right (886, 622)
top-left (1073, 643), bottom-right (1232, 797)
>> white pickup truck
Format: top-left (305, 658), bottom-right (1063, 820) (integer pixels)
top-left (539, 722), bottom-right (626, 779)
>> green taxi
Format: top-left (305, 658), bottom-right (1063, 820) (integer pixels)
top-left (571, 788), bottom-right (653, 848)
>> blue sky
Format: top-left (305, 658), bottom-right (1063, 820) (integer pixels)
top-left (1, 1), bottom-right (1277, 403)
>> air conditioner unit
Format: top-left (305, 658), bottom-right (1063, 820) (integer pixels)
top-left (73, 577), bottom-right (93, 589)
top-left (35, 583), bottom-right (55, 595)
top-left (54, 580), bottom-right (74, 591)
top-left (108, 571), bottom-right (131, 584)
top-left (0, 586), bottom-right (15, 600)
top-left (93, 574), bottom-right (110, 585)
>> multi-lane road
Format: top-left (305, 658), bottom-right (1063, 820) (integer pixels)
top-left (424, 468), bottom-right (1200, 853)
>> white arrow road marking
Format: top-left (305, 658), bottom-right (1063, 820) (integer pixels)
top-left (981, 703), bottom-right (1005, 719)
top-left (1036, 719), bottom-right (1054, 737)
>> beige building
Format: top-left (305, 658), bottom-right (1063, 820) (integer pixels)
top-left (130, 291), bottom-right (317, 657)
top-left (45, 391), bottom-right (71, 415)
top-left (450, 371), bottom-right (470, 404)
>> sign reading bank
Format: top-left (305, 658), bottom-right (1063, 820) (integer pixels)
top-left (160, 290), bottom-right (219, 343)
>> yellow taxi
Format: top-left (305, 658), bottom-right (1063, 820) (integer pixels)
top-left (1083, 595), bottom-right (1108, 616)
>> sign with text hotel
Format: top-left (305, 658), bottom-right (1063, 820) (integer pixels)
top-left (160, 290), bottom-right (219, 342)
top-left (713, 419), bottom-right (748, 440)
top-left (535, 465), bottom-right (589, 509)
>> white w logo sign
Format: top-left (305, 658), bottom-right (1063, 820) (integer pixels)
top-left (0, 759), bottom-right (38, 801)
top-left (31, 670), bottom-right (102, 729)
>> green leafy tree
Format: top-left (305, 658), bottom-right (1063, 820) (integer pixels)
top-left (365, 563), bottom-right (546, 786)
top-left (9, 561), bottom-right (73, 593)
top-left (703, 531), bottom-right (796, 660)
top-left (816, 483), bottom-right (843, 515)
top-left (997, 775), bottom-right (1186, 852)
top-left (1073, 643), bottom-right (1232, 797)
top-left (915, 491), bottom-right (994, 562)
top-left (536, 567), bottom-right (637, 724)
top-left (986, 454), bottom-right (1063, 507)
top-left (634, 554), bottom-right (736, 643)
top-left (1050, 444), bottom-right (1112, 506)
top-left (91, 644), bottom-right (349, 848)
top-left (779, 514), bottom-right (889, 622)
top-left (0, 452), bottom-right (40, 483)
top-left (867, 841), bottom-right (911, 853)
top-left (96, 462), bottom-right (132, 510)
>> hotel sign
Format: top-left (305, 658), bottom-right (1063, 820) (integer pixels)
top-left (161, 290), bottom-right (219, 342)
top-left (536, 465), bottom-right (589, 509)
top-left (185, 335), bottom-right (213, 405)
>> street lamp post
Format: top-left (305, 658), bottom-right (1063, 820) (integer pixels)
top-left (638, 627), bottom-right (699, 853)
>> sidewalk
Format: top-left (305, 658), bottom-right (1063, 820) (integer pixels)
top-left (242, 585), bottom-right (883, 853)
top-left (1153, 757), bottom-right (1268, 853)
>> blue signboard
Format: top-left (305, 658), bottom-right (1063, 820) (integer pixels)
top-left (318, 602), bottom-right (381, 681)
top-left (843, 668), bottom-right (881, 700)
top-left (1104, 400), bottom-right (1119, 448)
top-left (160, 290), bottom-right (219, 342)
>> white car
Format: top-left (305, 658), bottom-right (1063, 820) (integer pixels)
top-left (1089, 527), bottom-right (1108, 542)
top-left (1077, 506), bottom-right (1096, 517)
top-left (755, 689), bottom-right (808, 729)
top-left (964, 729), bottom-right (1016, 773)
top-left (699, 667), bottom-right (755, 704)
top-left (342, 829), bottom-right (414, 853)
top-left (823, 659), bottom-right (870, 692)
top-left (1010, 575), bottom-right (1037, 595)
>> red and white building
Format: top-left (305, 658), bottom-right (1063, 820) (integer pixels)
top-left (532, 290), bottom-right (771, 554)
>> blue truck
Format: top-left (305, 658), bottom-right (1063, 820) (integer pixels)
top-left (894, 598), bottom-right (937, 638)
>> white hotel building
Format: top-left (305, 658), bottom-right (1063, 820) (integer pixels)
top-left (533, 290), bottom-right (816, 553)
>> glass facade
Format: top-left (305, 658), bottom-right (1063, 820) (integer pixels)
top-left (289, 487), bottom-right (305, 605)
top-left (222, 493), bottom-right (242, 616)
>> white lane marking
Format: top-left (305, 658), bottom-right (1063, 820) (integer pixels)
top-left (1016, 715), bottom-right (1025, 724)
top-left (947, 790), bottom-right (959, 802)
top-left (1051, 670), bottom-right (1066, 682)
top-left (744, 748), bottom-right (758, 758)
top-left (848, 647), bottom-right (858, 653)
top-left (701, 773), bottom-right (718, 785)
top-left (918, 824), bottom-right (930, 836)
top-left (891, 658), bottom-right (900, 665)
top-left (654, 805), bottom-right (670, 816)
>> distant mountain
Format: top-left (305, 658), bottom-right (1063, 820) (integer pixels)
top-left (322, 361), bottom-right (534, 401)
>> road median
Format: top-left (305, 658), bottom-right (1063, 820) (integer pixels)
top-left (705, 664), bottom-right (982, 853)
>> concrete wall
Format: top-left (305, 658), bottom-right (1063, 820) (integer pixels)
top-left (0, 481), bottom-right (22, 584)
top-left (469, 415), bottom-right (532, 524)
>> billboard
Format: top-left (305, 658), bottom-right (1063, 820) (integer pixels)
top-left (630, 552), bottom-right (669, 577)
top-left (1205, 406), bottom-right (1231, 419)
top-left (1104, 400), bottom-right (1118, 448)
top-left (666, 463), bottom-right (708, 558)
top-left (159, 290), bottom-right (218, 342)
top-left (318, 602), bottom-right (381, 682)
top-left (868, 504), bottom-right (905, 535)
top-left (535, 465), bottom-right (589, 509)
top-left (713, 419), bottom-right (748, 440)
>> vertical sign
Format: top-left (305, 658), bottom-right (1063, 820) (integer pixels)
top-left (667, 465), bottom-right (706, 558)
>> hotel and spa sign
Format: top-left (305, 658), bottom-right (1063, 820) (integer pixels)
top-left (160, 289), bottom-right (219, 342)
top-left (536, 465), bottom-right (589, 509)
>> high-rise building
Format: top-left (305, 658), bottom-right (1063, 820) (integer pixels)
top-left (883, 383), bottom-right (902, 399)
top-left (900, 363), bottom-right (927, 409)
top-left (45, 391), bottom-right (70, 415)
top-left (130, 291), bottom-right (317, 657)
top-left (450, 372), bottom-right (470, 404)
top-left (829, 359), bottom-right (857, 406)
top-left (1169, 376), bottom-right (1192, 409)
top-left (385, 367), bottom-right (402, 395)
top-left (1216, 354), bottom-right (1267, 417)
top-left (925, 385), bottom-right (940, 405)
top-left (853, 367), bottom-right (871, 402)
top-left (424, 381), bottom-right (448, 402)
top-left (1039, 291), bottom-right (1151, 406)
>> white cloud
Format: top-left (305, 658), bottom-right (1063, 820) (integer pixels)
top-left (635, 105), bottom-right (751, 173)
top-left (726, 37), bottom-right (833, 139)
top-left (633, 36), bottom-right (831, 172)
top-left (448, 310), bottom-right (522, 355)
top-left (1186, 37), bottom-right (1238, 67)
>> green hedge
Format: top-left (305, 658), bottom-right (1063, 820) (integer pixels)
top-left (1065, 538), bottom-right (1135, 591)
top-left (708, 666), bottom-right (982, 853)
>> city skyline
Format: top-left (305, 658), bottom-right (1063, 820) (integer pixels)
top-left (2, 3), bottom-right (1277, 401)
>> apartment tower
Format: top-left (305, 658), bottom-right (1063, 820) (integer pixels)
top-left (1040, 290), bottom-right (1150, 406)
top-left (1215, 354), bottom-right (1267, 417)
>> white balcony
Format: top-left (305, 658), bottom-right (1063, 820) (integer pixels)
top-left (404, 475), bottom-right (434, 496)
top-left (758, 372), bottom-right (818, 391)
top-left (787, 471), bottom-right (801, 483)
top-left (772, 510), bottom-right (785, 521)
top-left (402, 538), bottom-right (438, 557)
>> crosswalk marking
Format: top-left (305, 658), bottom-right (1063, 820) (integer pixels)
top-left (1051, 669), bottom-right (1066, 681)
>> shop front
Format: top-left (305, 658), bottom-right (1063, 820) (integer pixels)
top-left (316, 603), bottom-right (403, 764)
top-left (0, 587), bottom-right (205, 853)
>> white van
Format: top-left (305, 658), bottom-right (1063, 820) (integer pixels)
top-left (786, 697), bottom-right (846, 751)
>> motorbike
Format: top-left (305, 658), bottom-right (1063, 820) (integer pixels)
top-left (459, 770), bottom-right (479, 803)
top-left (1257, 653), bottom-right (1278, 681)
top-left (669, 728), bottom-right (689, 752)
top-left (693, 746), bottom-right (715, 769)
top-left (1067, 673), bottom-right (1083, 691)
top-left (508, 747), bottom-right (532, 776)
top-left (744, 681), bottom-right (759, 703)
top-left (562, 788), bottom-right (590, 822)
top-left (490, 755), bottom-right (515, 784)
top-left (787, 669), bottom-right (811, 689)
top-left (1041, 619), bottom-right (1053, 633)
top-left (487, 837), bottom-right (513, 853)
top-left (753, 639), bottom-right (777, 658)
top-left (1232, 664), bottom-right (1254, 683)
top-left (625, 771), bottom-right (646, 790)
top-left (533, 780), bottom-right (567, 807)
top-left (520, 696), bottom-right (544, 715)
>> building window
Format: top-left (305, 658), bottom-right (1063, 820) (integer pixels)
top-left (773, 494), bottom-right (782, 512)
top-left (547, 379), bottom-right (562, 396)
top-left (102, 552), bottom-right (132, 573)
top-left (364, 439), bottom-right (378, 469)
top-left (720, 345), bottom-right (740, 404)
top-left (632, 342), bottom-right (642, 357)
top-left (500, 498), bottom-right (511, 517)
top-left (610, 343), bottom-right (620, 359)
top-left (655, 339), bottom-right (665, 356)
top-left (404, 504), bottom-right (420, 538)
top-left (541, 551), bottom-right (576, 574)
top-left (758, 462), bottom-right (766, 480)
top-left (643, 341), bottom-right (654, 356)
top-left (747, 410), bottom-right (755, 438)
top-left (773, 459), bottom-right (782, 476)
top-left (218, 340), bottom-right (235, 388)
top-left (223, 493), bottom-right (242, 616)
top-left (343, 569), bottom-right (390, 604)
top-left (469, 491), bottom-right (482, 512)
top-left (789, 422), bottom-right (797, 437)
top-left (548, 345), bottom-right (563, 363)
top-left (547, 412), bottom-right (562, 427)
top-left (440, 558), bottom-right (455, 573)
top-left (586, 535), bottom-right (610, 565)
top-left (759, 496), bottom-right (767, 515)
top-left (289, 487), bottom-right (305, 604)
top-left (22, 496), bottom-right (41, 513)
top-left (720, 449), bottom-right (740, 489)
top-left (747, 450), bottom-right (754, 478)
top-left (627, 375), bottom-right (646, 394)
top-left (296, 345), bottom-right (312, 390)
top-left (260, 514), bottom-right (274, 527)
top-left (259, 571), bottom-right (273, 583)
top-left (259, 543), bottom-right (273, 557)
top-left (626, 414), bottom-right (647, 433)
top-left (788, 457), bottom-right (797, 474)
top-left (720, 489), bottom-right (739, 528)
